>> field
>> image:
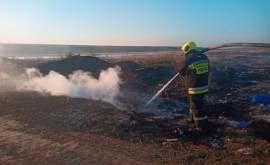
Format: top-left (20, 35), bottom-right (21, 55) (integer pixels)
top-left (0, 49), bottom-right (270, 164)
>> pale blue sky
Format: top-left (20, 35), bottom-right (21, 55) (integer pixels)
top-left (0, 0), bottom-right (269, 46)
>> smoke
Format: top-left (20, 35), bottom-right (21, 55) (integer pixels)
top-left (0, 72), bottom-right (9, 79)
top-left (0, 58), bottom-right (123, 105)
top-left (18, 67), bottom-right (122, 105)
top-left (0, 58), bottom-right (23, 88)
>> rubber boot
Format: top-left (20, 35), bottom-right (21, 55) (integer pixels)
top-left (194, 119), bottom-right (211, 135)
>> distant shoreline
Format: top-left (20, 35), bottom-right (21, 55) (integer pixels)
top-left (0, 43), bottom-right (179, 56)
top-left (0, 43), bottom-right (268, 58)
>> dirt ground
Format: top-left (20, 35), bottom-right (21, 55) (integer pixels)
top-left (0, 49), bottom-right (270, 164)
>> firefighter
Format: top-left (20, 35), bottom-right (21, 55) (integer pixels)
top-left (179, 41), bottom-right (211, 134)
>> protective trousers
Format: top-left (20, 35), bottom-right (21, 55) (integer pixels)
top-left (189, 93), bottom-right (209, 131)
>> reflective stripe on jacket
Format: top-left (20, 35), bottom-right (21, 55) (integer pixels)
top-left (188, 85), bottom-right (209, 94)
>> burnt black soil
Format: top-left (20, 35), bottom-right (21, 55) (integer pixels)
top-left (115, 61), bottom-right (144, 71)
top-left (0, 52), bottom-right (270, 164)
top-left (37, 56), bottom-right (113, 77)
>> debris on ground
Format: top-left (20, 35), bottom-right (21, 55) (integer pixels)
top-left (77, 109), bottom-right (84, 114)
top-left (252, 94), bottom-right (270, 109)
top-left (179, 130), bottom-right (184, 135)
top-left (206, 137), bottom-right (225, 149)
top-left (166, 138), bottom-right (178, 142)
top-left (235, 148), bottom-right (253, 155)
top-left (257, 139), bottom-right (266, 143)
top-left (214, 116), bottom-right (240, 128)
top-left (252, 95), bottom-right (270, 108)
top-left (135, 68), bottom-right (145, 71)
top-left (162, 142), bottom-right (167, 145)
top-left (236, 122), bottom-right (250, 128)
top-left (172, 128), bottom-right (184, 136)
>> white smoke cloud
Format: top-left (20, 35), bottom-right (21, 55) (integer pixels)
top-left (18, 67), bottom-right (122, 105)
top-left (0, 72), bottom-right (9, 79)
top-left (0, 58), bottom-right (123, 105)
top-left (0, 58), bottom-right (23, 88)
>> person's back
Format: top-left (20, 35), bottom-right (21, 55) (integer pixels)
top-left (179, 41), bottom-right (211, 134)
top-left (180, 50), bottom-right (210, 94)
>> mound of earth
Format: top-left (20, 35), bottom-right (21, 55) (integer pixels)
top-left (37, 56), bottom-right (113, 77)
top-left (115, 61), bottom-right (144, 71)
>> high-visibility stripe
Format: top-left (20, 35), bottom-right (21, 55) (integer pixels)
top-left (189, 60), bottom-right (209, 75)
top-left (189, 85), bottom-right (209, 94)
top-left (189, 85), bottom-right (209, 91)
top-left (189, 60), bottom-right (209, 69)
top-left (191, 62), bottom-right (209, 70)
top-left (193, 115), bottom-right (208, 121)
top-left (189, 88), bottom-right (209, 94)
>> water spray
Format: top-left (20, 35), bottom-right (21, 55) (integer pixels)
top-left (145, 73), bottom-right (179, 107)
top-left (145, 42), bottom-right (270, 107)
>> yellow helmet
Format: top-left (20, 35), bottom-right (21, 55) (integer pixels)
top-left (181, 41), bottom-right (197, 54)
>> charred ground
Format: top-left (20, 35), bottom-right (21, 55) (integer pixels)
top-left (0, 49), bottom-right (270, 164)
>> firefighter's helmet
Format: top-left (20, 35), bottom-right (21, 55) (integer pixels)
top-left (181, 41), bottom-right (197, 54)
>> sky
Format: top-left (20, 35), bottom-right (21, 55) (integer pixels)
top-left (0, 0), bottom-right (270, 47)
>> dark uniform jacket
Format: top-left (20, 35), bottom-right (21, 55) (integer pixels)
top-left (179, 50), bottom-right (210, 94)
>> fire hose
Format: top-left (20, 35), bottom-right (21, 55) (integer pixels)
top-left (145, 42), bottom-right (270, 107)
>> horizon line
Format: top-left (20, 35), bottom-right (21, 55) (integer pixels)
top-left (0, 42), bottom-right (180, 48)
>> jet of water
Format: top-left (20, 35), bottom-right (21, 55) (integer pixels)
top-left (145, 73), bottom-right (179, 107)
